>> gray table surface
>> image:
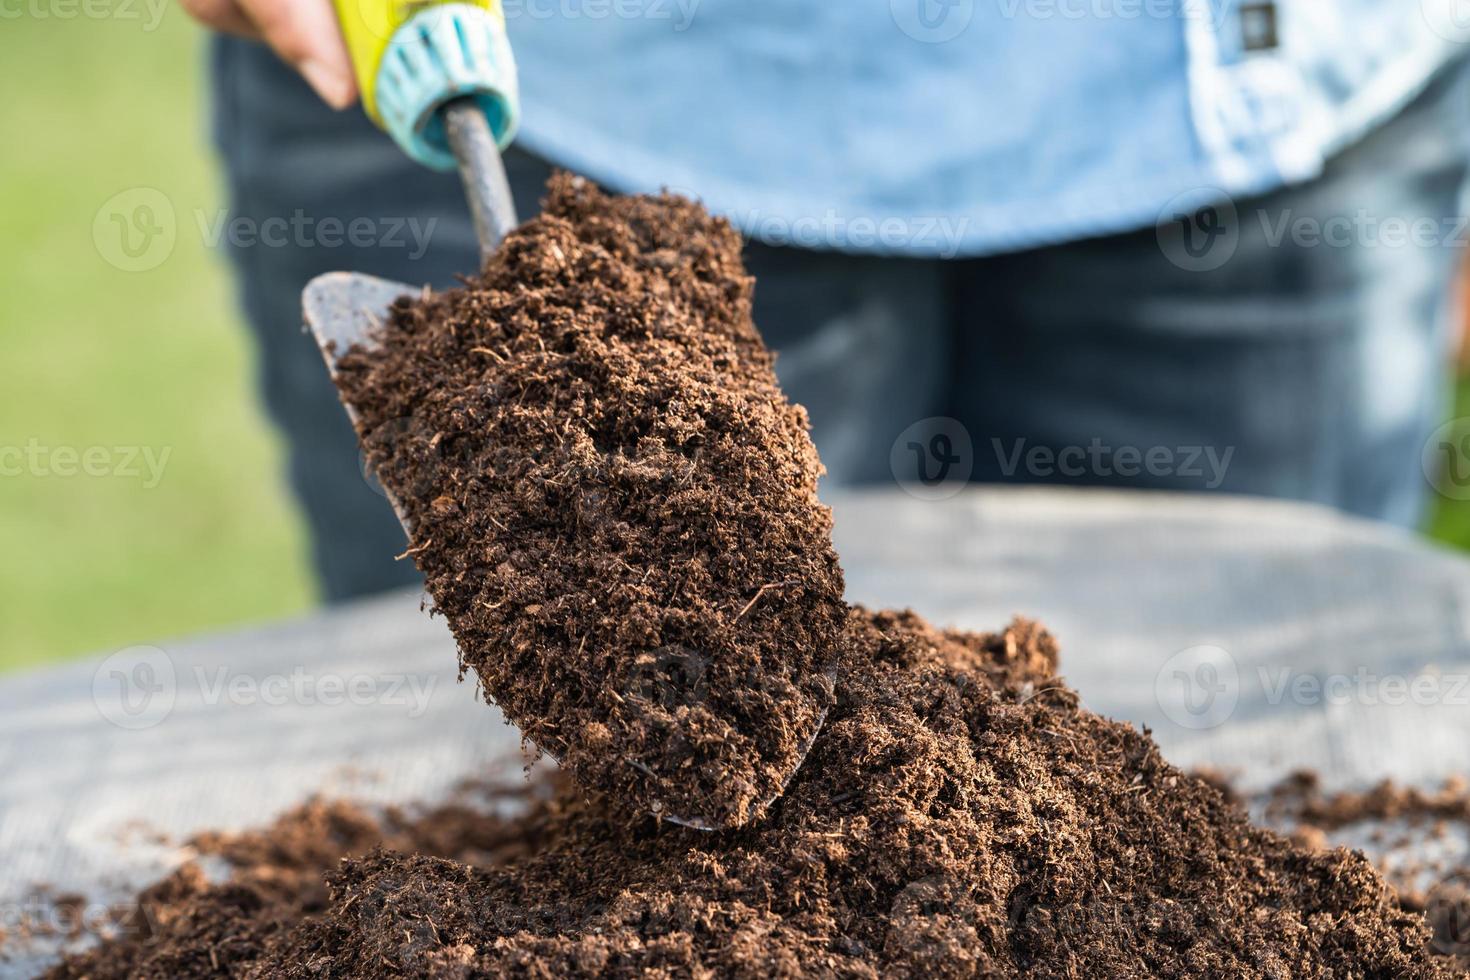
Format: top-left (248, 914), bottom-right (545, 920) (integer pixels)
top-left (3, 487), bottom-right (1470, 976)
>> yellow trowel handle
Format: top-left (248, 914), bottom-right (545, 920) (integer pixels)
top-left (332, 0), bottom-right (520, 171)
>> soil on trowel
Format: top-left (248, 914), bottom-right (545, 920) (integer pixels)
top-left (333, 174), bottom-right (846, 829)
top-left (44, 613), bottom-right (1461, 978)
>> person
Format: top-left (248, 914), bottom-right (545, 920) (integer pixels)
top-left (184, 0), bottom-right (1470, 602)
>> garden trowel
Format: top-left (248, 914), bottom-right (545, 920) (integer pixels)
top-left (301, 0), bottom-right (830, 833)
top-left (305, 0), bottom-right (518, 517)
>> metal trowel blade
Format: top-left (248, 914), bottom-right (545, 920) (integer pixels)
top-left (302, 270), bottom-right (419, 534)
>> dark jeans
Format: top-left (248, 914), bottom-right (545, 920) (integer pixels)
top-left (212, 38), bottom-right (1469, 602)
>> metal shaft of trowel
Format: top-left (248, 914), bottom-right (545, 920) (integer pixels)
top-left (443, 98), bottom-right (519, 266)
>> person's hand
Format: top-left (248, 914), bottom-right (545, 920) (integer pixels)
top-left (180, 0), bottom-right (357, 109)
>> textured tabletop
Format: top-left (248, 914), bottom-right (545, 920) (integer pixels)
top-left (3, 487), bottom-right (1469, 975)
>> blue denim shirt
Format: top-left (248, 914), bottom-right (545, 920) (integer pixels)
top-left (504, 1), bottom-right (1466, 258)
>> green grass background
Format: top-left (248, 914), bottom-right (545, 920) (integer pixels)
top-left (0, 12), bottom-right (314, 672)
top-left (1427, 381), bottom-right (1470, 547)
top-left (3, 14), bottom-right (1470, 673)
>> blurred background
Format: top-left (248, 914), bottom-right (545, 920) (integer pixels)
top-left (1, 16), bottom-right (314, 673)
top-left (4, 16), bottom-right (1470, 673)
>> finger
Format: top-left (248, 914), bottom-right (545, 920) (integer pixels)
top-left (234, 0), bottom-right (358, 109)
top-left (178, 0), bottom-right (261, 40)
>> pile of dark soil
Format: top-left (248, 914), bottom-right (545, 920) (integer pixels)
top-left (35, 181), bottom-right (1466, 978)
top-left (45, 612), bottom-right (1457, 977)
top-left (335, 174), bottom-right (846, 828)
top-left (1254, 772), bottom-right (1470, 968)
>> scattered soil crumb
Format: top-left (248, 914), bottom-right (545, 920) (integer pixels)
top-left (109, 820), bottom-right (171, 849)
